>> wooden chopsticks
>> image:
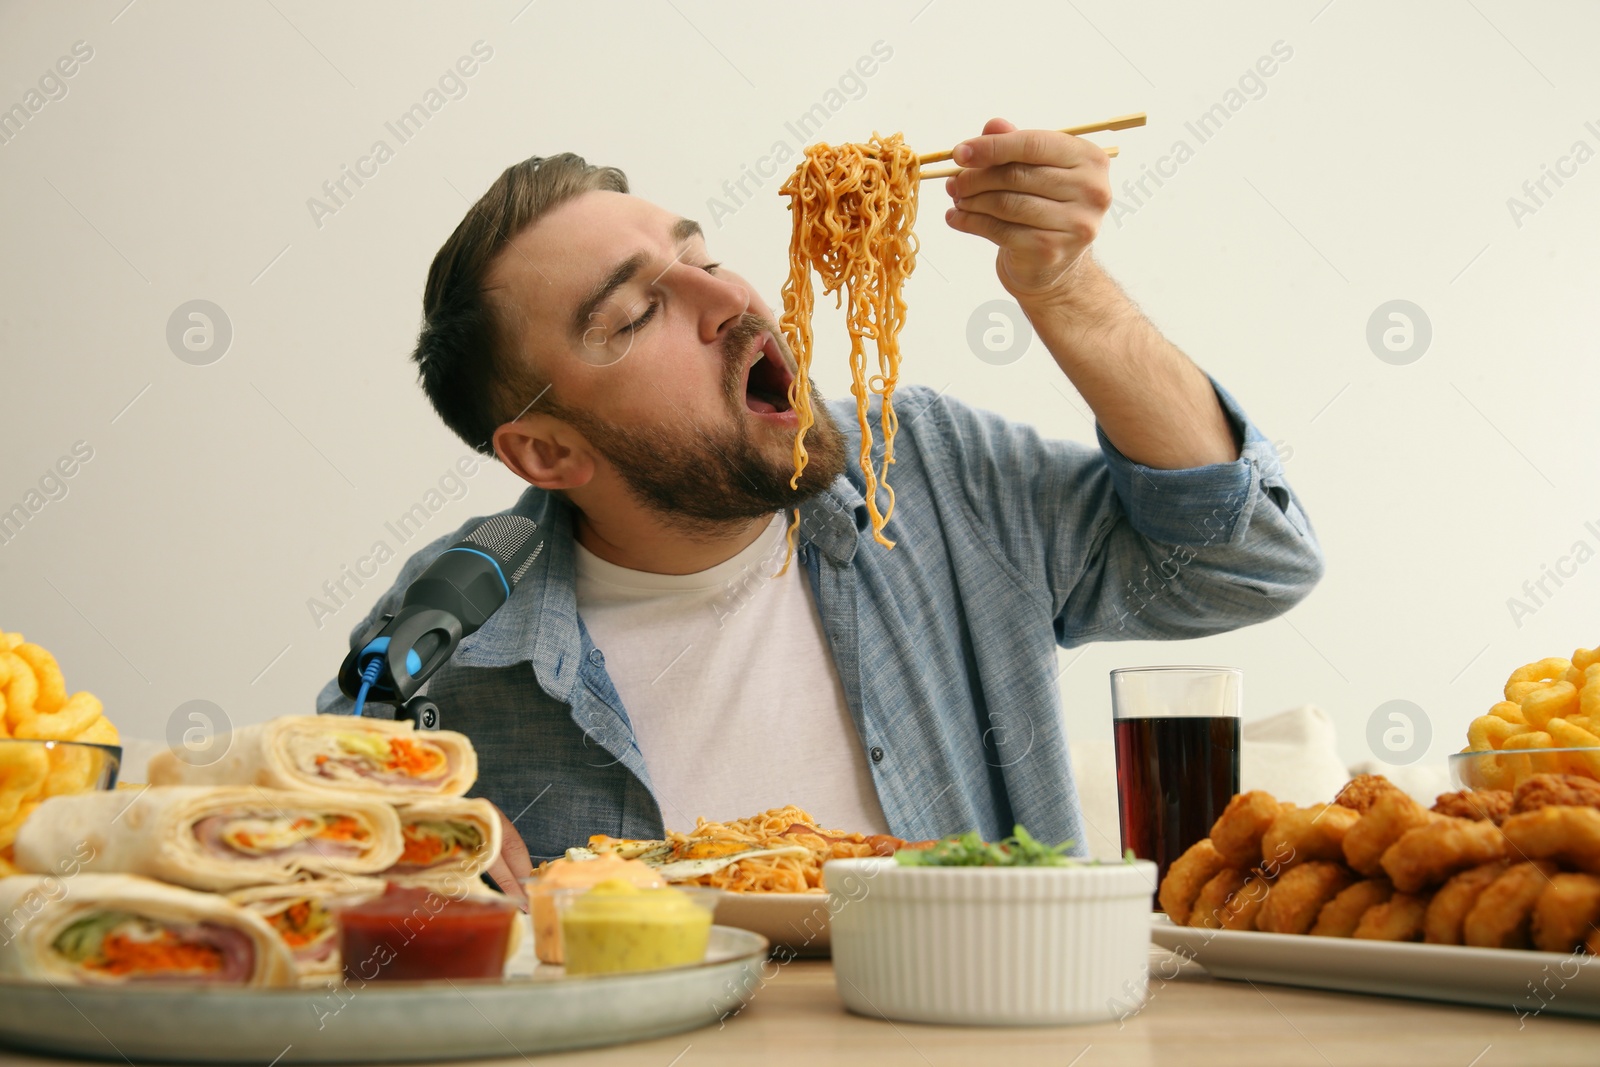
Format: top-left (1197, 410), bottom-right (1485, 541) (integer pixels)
top-left (916, 111), bottom-right (1144, 181)
top-left (921, 147), bottom-right (1118, 181)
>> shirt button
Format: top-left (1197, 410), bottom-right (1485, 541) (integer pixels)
top-left (870, 746), bottom-right (884, 764)
top-left (588, 649), bottom-right (604, 665)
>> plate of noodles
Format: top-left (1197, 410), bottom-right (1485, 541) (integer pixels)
top-left (582, 807), bottom-right (925, 957)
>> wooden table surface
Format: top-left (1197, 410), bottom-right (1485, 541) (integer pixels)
top-left (1, 950), bottom-right (1589, 1067)
top-left (510, 950), bottom-right (1594, 1067)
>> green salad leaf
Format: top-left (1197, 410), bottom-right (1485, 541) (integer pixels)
top-left (894, 825), bottom-right (1079, 867)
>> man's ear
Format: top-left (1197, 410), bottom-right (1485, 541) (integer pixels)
top-left (493, 414), bottom-right (597, 491)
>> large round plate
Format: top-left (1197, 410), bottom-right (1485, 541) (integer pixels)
top-left (0, 925), bottom-right (768, 1064)
top-left (714, 892), bottom-right (834, 956)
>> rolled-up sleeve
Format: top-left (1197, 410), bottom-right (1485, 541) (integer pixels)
top-left (1095, 380), bottom-right (1311, 548)
top-left (1065, 379), bottom-right (1323, 641)
top-left (917, 378), bottom-right (1323, 648)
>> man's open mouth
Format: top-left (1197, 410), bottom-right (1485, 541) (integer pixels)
top-left (743, 333), bottom-right (795, 416)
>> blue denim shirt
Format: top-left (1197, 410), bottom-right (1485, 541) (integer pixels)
top-left (316, 383), bottom-right (1322, 861)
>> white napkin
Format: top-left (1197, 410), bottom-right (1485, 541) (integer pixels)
top-left (1240, 705), bottom-right (1352, 805)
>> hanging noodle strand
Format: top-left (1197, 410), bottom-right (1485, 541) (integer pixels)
top-left (778, 132), bottom-right (919, 551)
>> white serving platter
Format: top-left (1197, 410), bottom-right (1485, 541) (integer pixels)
top-left (1150, 915), bottom-right (1599, 1020)
top-left (0, 925), bottom-right (768, 1064)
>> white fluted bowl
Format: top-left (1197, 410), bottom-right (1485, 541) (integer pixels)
top-left (824, 856), bottom-right (1158, 1026)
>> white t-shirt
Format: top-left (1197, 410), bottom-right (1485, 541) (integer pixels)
top-left (573, 515), bottom-right (890, 835)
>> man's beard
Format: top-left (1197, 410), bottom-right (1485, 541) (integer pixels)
top-left (548, 317), bottom-right (849, 534)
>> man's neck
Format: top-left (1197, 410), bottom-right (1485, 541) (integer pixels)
top-left (572, 506), bottom-right (777, 575)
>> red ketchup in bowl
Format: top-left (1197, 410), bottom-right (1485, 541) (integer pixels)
top-left (337, 883), bottom-right (517, 981)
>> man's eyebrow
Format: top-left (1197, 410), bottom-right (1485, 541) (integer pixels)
top-left (571, 251), bottom-right (647, 336)
top-left (569, 219), bottom-right (705, 336)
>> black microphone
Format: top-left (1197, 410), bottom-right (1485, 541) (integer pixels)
top-left (337, 515), bottom-right (543, 716)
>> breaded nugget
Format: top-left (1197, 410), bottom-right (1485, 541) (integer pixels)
top-left (1380, 817), bottom-right (1508, 893)
top-left (1189, 868), bottom-right (1250, 930)
top-left (1463, 861), bottom-right (1559, 949)
top-left (1257, 862), bottom-right (1355, 935)
top-left (1344, 793), bottom-right (1436, 876)
top-left (1158, 839), bottom-right (1229, 925)
top-left (1261, 804), bottom-right (1361, 871)
top-left (1334, 774), bottom-right (1406, 815)
top-left (1501, 806), bottom-right (1600, 874)
top-left (1431, 789), bottom-right (1514, 825)
top-left (1311, 879), bottom-right (1394, 938)
top-left (1353, 892), bottom-right (1430, 942)
top-left (1531, 872), bottom-right (1600, 953)
top-left (1424, 861), bottom-right (1511, 944)
top-left (1210, 791), bottom-right (1283, 868)
top-left (1218, 872), bottom-right (1272, 931)
top-left (1512, 774), bottom-right (1600, 814)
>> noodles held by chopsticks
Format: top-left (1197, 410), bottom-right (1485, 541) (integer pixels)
top-left (778, 133), bottom-right (919, 551)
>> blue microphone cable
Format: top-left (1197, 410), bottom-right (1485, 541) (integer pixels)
top-left (352, 656), bottom-right (383, 718)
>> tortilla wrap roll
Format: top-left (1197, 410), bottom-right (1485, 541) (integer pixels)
top-left (147, 715), bottom-right (477, 799)
top-left (226, 876), bottom-right (386, 982)
top-left (382, 797), bottom-right (502, 884)
top-left (0, 873), bottom-right (295, 986)
top-left (14, 786), bottom-right (404, 892)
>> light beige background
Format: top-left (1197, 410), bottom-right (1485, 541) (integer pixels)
top-left (1, 1), bottom-right (1596, 772)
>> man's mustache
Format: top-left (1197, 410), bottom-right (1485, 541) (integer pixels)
top-left (722, 312), bottom-right (792, 373)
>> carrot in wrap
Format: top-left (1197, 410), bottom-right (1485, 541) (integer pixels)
top-left (226, 876), bottom-right (386, 982)
top-left (383, 797), bottom-right (502, 885)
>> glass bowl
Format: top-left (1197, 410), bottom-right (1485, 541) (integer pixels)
top-left (552, 884), bottom-right (720, 975)
top-left (0, 739), bottom-right (121, 864)
top-left (1449, 747), bottom-right (1600, 792)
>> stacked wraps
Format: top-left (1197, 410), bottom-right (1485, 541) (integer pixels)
top-left (6, 716), bottom-right (499, 984)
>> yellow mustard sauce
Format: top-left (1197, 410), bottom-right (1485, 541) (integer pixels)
top-left (559, 879), bottom-right (712, 975)
top-left (528, 854), bottom-right (664, 964)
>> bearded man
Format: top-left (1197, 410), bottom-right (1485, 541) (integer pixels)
top-left (317, 120), bottom-right (1324, 894)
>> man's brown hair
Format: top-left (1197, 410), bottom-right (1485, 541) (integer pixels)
top-left (414, 152), bottom-right (628, 455)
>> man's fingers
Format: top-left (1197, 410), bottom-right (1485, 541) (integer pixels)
top-left (946, 160), bottom-right (1108, 204)
top-left (486, 853), bottom-right (528, 908)
top-left (950, 196), bottom-right (1100, 255)
top-left (945, 205), bottom-right (1035, 252)
top-left (486, 802), bottom-right (534, 909)
top-left (946, 162), bottom-right (1063, 202)
top-left (950, 190), bottom-right (1074, 232)
top-left (952, 130), bottom-right (1107, 171)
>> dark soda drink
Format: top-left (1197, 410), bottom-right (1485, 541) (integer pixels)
top-left (1113, 715), bottom-right (1240, 896)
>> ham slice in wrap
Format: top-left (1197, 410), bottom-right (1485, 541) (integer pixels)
top-left (383, 798), bottom-right (502, 885)
top-left (0, 873), bottom-right (295, 986)
top-left (147, 715), bottom-right (477, 799)
top-left (226, 876), bottom-right (385, 982)
top-left (14, 786), bottom-right (404, 892)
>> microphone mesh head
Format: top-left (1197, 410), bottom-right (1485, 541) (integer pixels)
top-left (508, 542), bottom-right (545, 586)
top-left (462, 514), bottom-right (538, 561)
